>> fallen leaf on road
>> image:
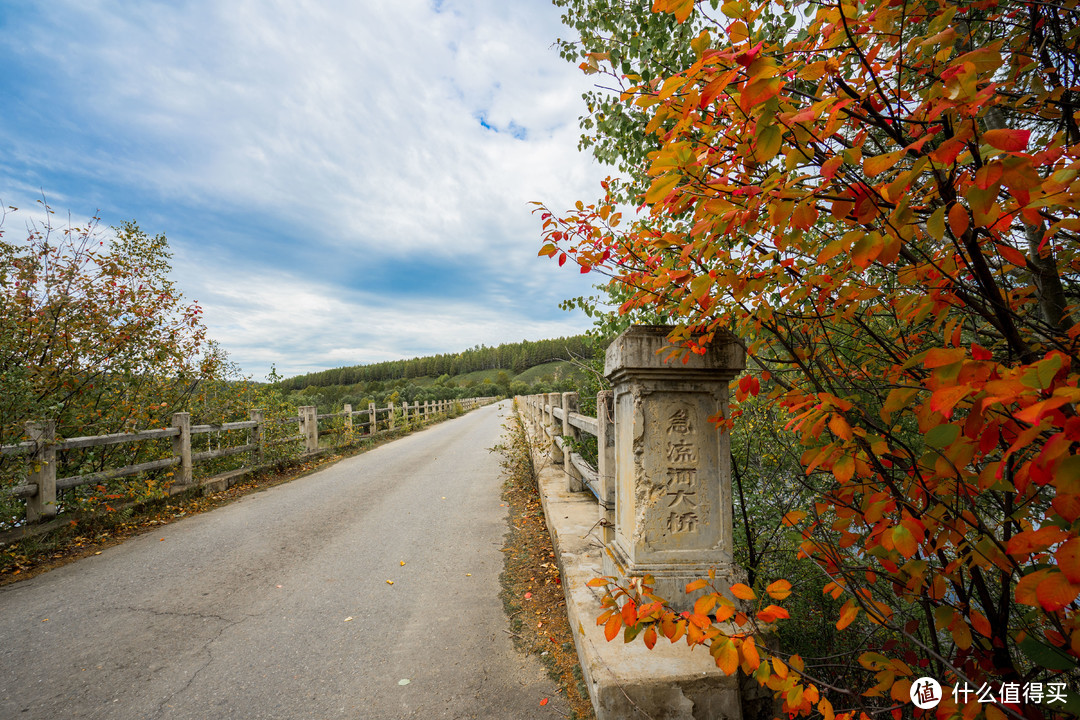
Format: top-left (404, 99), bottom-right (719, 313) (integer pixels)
top-left (400, 561), bottom-right (406, 566)
top-left (344, 617), bottom-right (353, 622)
top-left (386, 580), bottom-right (394, 585)
top-left (466, 573), bottom-right (472, 577)
top-left (524, 592), bottom-right (532, 599)
top-left (540, 698), bottom-right (549, 706)
top-left (398, 679), bottom-right (410, 686)
top-left (276, 585), bottom-right (283, 588)
top-left (159, 538), bottom-right (164, 541)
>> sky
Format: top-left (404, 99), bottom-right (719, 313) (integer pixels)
top-left (0, 0), bottom-right (612, 380)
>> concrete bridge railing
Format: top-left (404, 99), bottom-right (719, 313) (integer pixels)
top-left (516, 325), bottom-right (754, 720)
top-left (2, 396), bottom-right (497, 528)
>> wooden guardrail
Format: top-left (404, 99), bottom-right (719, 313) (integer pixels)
top-left (2, 397), bottom-right (497, 526)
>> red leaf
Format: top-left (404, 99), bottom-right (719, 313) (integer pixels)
top-left (540, 698), bottom-right (549, 706)
top-left (736, 42), bottom-right (764, 66)
top-left (983, 128), bottom-right (1031, 152)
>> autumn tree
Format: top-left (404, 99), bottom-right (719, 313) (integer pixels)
top-left (0, 204), bottom-right (239, 515)
top-left (539, 0), bottom-right (1080, 717)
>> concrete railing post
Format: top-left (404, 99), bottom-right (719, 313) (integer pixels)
top-left (561, 392), bottom-right (582, 492)
top-left (249, 409), bottom-right (264, 466)
top-left (597, 390), bottom-right (616, 545)
top-left (547, 393), bottom-right (563, 465)
top-left (171, 412), bottom-right (192, 489)
top-left (300, 406), bottom-right (318, 453)
top-left (343, 404), bottom-right (353, 436)
top-left (368, 402), bottom-right (377, 435)
top-left (25, 421), bottom-right (57, 523)
top-left (602, 325), bottom-right (746, 611)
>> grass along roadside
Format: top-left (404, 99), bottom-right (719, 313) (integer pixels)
top-left (496, 414), bottom-right (596, 720)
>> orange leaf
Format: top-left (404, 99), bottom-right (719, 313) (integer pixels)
top-left (540, 698), bottom-right (549, 706)
top-left (948, 203), bottom-right (969, 237)
top-left (605, 614), bottom-right (622, 641)
top-left (836, 600), bottom-right (859, 630)
top-left (821, 155), bottom-right (843, 180)
top-left (621, 600), bottom-right (638, 626)
top-left (1036, 572), bottom-right (1080, 612)
top-left (1056, 538), bottom-right (1080, 584)
top-left (1006, 526), bottom-right (1069, 556)
top-left (833, 454), bottom-right (855, 483)
top-left (1016, 569), bottom-right (1051, 607)
top-left (742, 635), bottom-right (761, 669)
top-left (644, 625), bottom-right (658, 650)
top-left (892, 524), bottom-right (918, 559)
top-left (686, 578), bottom-right (709, 593)
top-left (828, 414), bottom-right (853, 441)
top-left (715, 639), bottom-right (739, 675)
top-left (730, 583), bottom-right (756, 600)
top-left (970, 610), bottom-right (992, 638)
top-left (766, 579), bottom-right (793, 600)
top-left (740, 76), bottom-right (783, 112)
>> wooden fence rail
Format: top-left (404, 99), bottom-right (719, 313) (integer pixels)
top-left (2, 396), bottom-right (497, 526)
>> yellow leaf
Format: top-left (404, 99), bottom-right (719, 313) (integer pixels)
top-left (863, 149), bottom-right (905, 178)
top-left (646, 174), bottom-right (680, 204)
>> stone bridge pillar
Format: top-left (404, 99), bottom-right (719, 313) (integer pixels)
top-left (602, 325), bottom-right (745, 611)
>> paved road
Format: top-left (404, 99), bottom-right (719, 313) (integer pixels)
top-left (0, 400), bottom-right (562, 719)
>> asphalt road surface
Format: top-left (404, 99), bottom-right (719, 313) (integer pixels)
top-left (0, 399), bottom-right (564, 719)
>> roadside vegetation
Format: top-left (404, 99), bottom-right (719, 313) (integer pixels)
top-left (496, 413), bottom-right (596, 720)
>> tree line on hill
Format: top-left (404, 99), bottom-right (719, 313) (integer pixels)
top-left (275, 335), bottom-right (600, 391)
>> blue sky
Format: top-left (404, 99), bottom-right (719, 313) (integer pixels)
top-left (0, 0), bottom-right (610, 379)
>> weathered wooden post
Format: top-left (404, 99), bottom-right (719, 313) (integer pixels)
top-left (387, 402), bottom-right (396, 429)
top-left (343, 404), bottom-right (353, 436)
top-left (300, 406), bottom-right (318, 453)
top-left (171, 412), bottom-right (192, 489)
top-left (249, 409), bottom-right (264, 466)
top-left (561, 391), bottom-right (583, 492)
top-left (401, 401), bottom-right (409, 425)
top-left (602, 325), bottom-right (746, 611)
top-left (25, 421), bottom-right (56, 523)
top-left (413, 401), bottom-right (420, 421)
top-left (368, 402), bottom-right (377, 435)
top-left (597, 390), bottom-right (616, 545)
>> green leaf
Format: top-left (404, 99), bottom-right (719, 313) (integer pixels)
top-left (925, 423), bottom-right (960, 449)
top-left (926, 207), bottom-right (945, 240)
top-left (754, 124), bottom-right (783, 163)
top-left (1018, 636), bottom-right (1077, 671)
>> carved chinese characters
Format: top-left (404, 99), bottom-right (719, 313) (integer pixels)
top-left (664, 408), bottom-right (699, 536)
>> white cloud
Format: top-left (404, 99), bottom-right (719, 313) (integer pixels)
top-left (0, 0), bottom-right (615, 378)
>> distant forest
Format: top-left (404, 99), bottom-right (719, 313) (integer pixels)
top-left (278, 335), bottom-right (601, 391)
